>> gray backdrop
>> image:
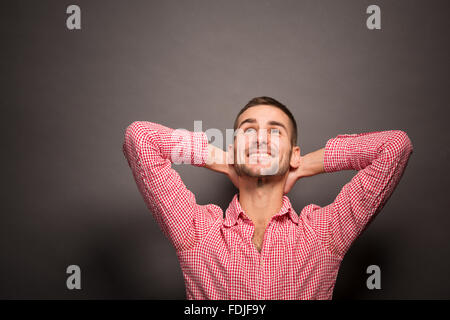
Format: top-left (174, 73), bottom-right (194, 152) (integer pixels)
top-left (2, 0), bottom-right (449, 299)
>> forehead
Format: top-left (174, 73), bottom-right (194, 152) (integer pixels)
top-left (236, 105), bottom-right (291, 128)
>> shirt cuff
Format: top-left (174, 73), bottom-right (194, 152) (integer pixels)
top-left (323, 134), bottom-right (357, 173)
top-left (191, 131), bottom-right (209, 167)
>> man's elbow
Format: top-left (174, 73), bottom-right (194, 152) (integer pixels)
top-left (124, 121), bottom-right (141, 142)
top-left (123, 121), bottom-right (145, 161)
top-left (392, 130), bottom-right (414, 157)
top-left (124, 121), bottom-right (148, 149)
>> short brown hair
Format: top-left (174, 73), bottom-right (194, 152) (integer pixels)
top-left (233, 96), bottom-right (298, 146)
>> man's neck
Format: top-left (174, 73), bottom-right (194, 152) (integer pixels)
top-left (238, 175), bottom-right (285, 228)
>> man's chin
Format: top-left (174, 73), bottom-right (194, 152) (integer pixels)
top-left (236, 164), bottom-right (282, 177)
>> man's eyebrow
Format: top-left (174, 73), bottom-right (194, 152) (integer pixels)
top-left (237, 118), bottom-right (257, 128)
top-left (267, 120), bottom-right (288, 132)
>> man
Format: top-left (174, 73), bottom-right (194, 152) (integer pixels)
top-left (122, 96), bottom-right (413, 299)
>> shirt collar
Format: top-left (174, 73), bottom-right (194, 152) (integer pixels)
top-left (223, 193), bottom-right (299, 227)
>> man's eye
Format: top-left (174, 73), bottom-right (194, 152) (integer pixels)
top-left (271, 129), bottom-right (280, 135)
top-left (244, 128), bottom-right (257, 134)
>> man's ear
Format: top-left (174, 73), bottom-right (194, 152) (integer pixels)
top-left (290, 146), bottom-right (301, 168)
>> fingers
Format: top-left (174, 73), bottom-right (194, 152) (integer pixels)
top-left (227, 144), bottom-right (234, 164)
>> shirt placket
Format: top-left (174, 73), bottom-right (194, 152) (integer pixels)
top-left (242, 218), bottom-right (262, 300)
top-left (257, 221), bottom-right (272, 300)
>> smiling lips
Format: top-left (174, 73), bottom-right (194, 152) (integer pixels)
top-left (247, 147), bottom-right (275, 157)
top-left (247, 148), bottom-right (276, 164)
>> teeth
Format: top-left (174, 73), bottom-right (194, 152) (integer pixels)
top-left (249, 153), bottom-right (271, 157)
top-left (249, 153), bottom-right (272, 163)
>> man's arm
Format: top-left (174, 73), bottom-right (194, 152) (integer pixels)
top-left (297, 130), bottom-right (413, 258)
top-left (122, 121), bottom-right (223, 252)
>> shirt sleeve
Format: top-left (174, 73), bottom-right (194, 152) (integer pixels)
top-left (122, 121), bottom-right (223, 252)
top-left (301, 130), bottom-right (414, 258)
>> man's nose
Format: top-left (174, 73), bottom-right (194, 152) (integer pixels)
top-left (257, 129), bottom-right (269, 148)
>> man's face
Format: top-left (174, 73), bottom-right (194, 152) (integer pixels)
top-left (233, 105), bottom-right (294, 177)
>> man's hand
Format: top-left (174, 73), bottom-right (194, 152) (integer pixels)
top-left (205, 143), bottom-right (239, 189)
top-left (283, 148), bottom-right (325, 194)
top-left (284, 166), bottom-right (300, 195)
top-left (226, 163), bottom-right (240, 189)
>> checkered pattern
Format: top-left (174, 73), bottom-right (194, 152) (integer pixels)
top-left (123, 121), bottom-right (413, 300)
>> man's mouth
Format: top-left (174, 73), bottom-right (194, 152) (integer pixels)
top-left (247, 147), bottom-right (275, 157)
top-left (247, 148), bottom-right (276, 163)
top-left (248, 151), bottom-right (271, 156)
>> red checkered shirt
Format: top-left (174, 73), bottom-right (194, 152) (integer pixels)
top-left (122, 121), bottom-right (413, 300)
